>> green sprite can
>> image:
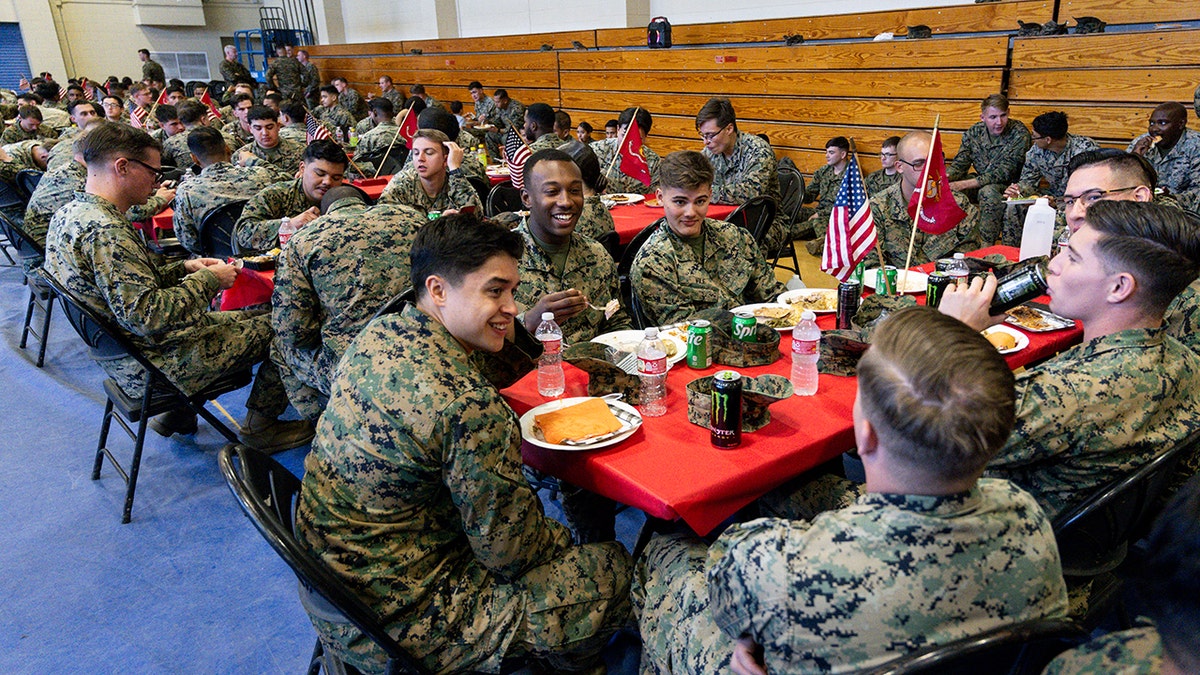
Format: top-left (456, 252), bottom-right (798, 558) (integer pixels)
top-left (686, 320), bottom-right (713, 369)
top-left (426, 210), bottom-right (442, 221)
top-left (732, 312), bottom-right (757, 343)
top-left (853, 261), bottom-right (866, 287)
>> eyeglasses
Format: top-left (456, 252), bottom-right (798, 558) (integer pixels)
top-left (1031, 134), bottom-right (1048, 142)
top-left (896, 158), bottom-right (927, 170)
top-left (1061, 186), bottom-right (1141, 208)
top-left (880, 152), bottom-right (897, 158)
top-left (699, 125), bottom-right (730, 142)
top-left (124, 156), bottom-right (165, 182)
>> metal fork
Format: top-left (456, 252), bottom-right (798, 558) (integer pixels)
top-left (561, 397), bottom-right (643, 446)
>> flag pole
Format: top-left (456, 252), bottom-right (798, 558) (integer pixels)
top-left (505, 119), bottom-right (533, 154)
top-left (604, 107), bottom-right (639, 179)
top-left (848, 138), bottom-right (888, 272)
top-left (901, 114), bottom-right (942, 290)
top-left (373, 106), bottom-right (411, 179)
top-left (311, 111), bottom-right (369, 177)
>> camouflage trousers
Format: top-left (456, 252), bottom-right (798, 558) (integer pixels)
top-left (98, 309), bottom-right (289, 418)
top-left (761, 215), bottom-right (813, 258)
top-left (757, 473), bottom-right (864, 521)
top-left (310, 542), bottom-right (633, 674)
top-left (269, 340), bottom-right (331, 421)
top-left (633, 532), bottom-right (732, 674)
top-left (976, 183), bottom-right (1008, 246)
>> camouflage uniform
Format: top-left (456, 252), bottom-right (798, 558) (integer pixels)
top-left (271, 198), bottom-right (426, 419)
top-left (234, 178), bottom-right (317, 253)
top-left (300, 62), bottom-right (321, 106)
top-left (219, 59), bottom-right (253, 88)
top-left (161, 127), bottom-right (240, 168)
top-left (43, 192), bottom-right (287, 414)
top-left (0, 123), bottom-right (58, 144)
top-left (221, 120), bottom-right (253, 148)
top-left (493, 99), bottom-right (525, 132)
top-left (378, 88), bottom-right (404, 110)
top-left (868, 180), bottom-right (980, 268)
top-left (635, 479), bottom-right (1069, 674)
top-left (863, 168), bottom-right (899, 198)
top-left (575, 195), bottom-right (615, 241)
top-left (704, 130), bottom-right (794, 253)
top-left (395, 149), bottom-right (485, 187)
top-left (377, 170), bottom-right (482, 217)
top-left (353, 120), bottom-right (400, 161)
top-left (294, 303), bottom-right (632, 673)
top-left (236, 136), bottom-right (306, 182)
top-left (142, 59), bottom-right (165, 84)
top-left (1014, 133), bottom-right (1098, 198)
top-left (631, 217), bottom-right (785, 326)
top-left (279, 124), bottom-right (307, 145)
top-left (1165, 276), bottom-right (1200, 353)
top-left (986, 327), bottom-right (1200, 518)
top-left (472, 96), bottom-right (498, 126)
top-left (337, 88), bottom-right (368, 122)
top-left (1128, 128), bottom-right (1200, 203)
top-left (803, 163), bottom-right (845, 237)
top-left (173, 161), bottom-right (277, 255)
top-left (948, 119), bottom-right (1032, 245)
top-left (353, 117), bottom-right (376, 138)
top-left (527, 131), bottom-right (565, 155)
top-left (1042, 626), bottom-right (1162, 674)
top-left (592, 137), bottom-right (660, 193)
top-left (313, 105), bottom-right (354, 133)
top-left (45, 135), bottom-right (77, 171)
top-left (266, 56), bottom-right (305, 101)
top-left (0, 140), bottom-right (46, 182)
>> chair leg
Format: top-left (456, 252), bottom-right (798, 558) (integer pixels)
top-left (192, 401), bottom-right (241, 442)
top-left (35, 295), bottom-right (52, 367)
top-left (19, 288), bottom-right (36, 349)
top-left (122, 411), bottom-right (152, 524)
top-left (93, 399), bottom-right (116, 480)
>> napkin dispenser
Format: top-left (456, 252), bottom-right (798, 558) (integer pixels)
top-left (686, 374), bottom-right (793, 432)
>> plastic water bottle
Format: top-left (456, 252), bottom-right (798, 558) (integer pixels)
top-left (791, 310), bottom-right (821, 396)
top-left (637, 326), bottom-right (668, 417)
top-left (1020, 197), bottom-right (1056, 260)
top-left (785, 274), bottom-right (806, 291)
top-left (535, 312), bottom-right (564, 397)
top-left (945, 252), bottom-right (970, 282)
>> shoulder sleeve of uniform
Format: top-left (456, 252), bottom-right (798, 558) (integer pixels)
top-left (708, 517), bottom-right (811, 640)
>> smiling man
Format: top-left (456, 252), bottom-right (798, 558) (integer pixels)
top-left (948, 94), bottom-right (1032, 246)
top-left (1128, 102), bottom-right (1200, 210)
top-left (632, 150), bottom-right (784, 326)
top-left (235, 105), bottom-right (306, 181)
top-left (378, 129), bottom-right (481, 216)
top-left (234, 139), bottom-right (348, 253)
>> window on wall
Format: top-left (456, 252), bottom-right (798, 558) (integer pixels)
top-left (151, 52), bottom-right (211, 81)
top-left (0, 23), bottom-right (32, 90)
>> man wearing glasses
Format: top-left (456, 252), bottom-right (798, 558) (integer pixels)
top-left (1001, 112), bottom-right (1098, 246)
top-left (863, 135), bottom-right (902, 195)
top-left (947, 94), bottom-right (1031, 247)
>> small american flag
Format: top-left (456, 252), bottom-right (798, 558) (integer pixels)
top-left (306, 112), bottom-right (331, 142)
top-left (129, 105), bottom-right (149, 130)
top-left (504, 126), bottom-right (531, 190)
top-left (821, 153), bottom-right (877, 282)
top-left (80, 78), bottom-right (95, 101)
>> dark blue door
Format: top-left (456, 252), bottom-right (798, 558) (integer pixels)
top-left (0, 23), bottom-right (31, 90)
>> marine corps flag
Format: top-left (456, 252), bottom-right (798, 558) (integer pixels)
top-left (617, 118), bottom-right (652, 187)
top-left (907, 129), bottom-right (966, 235)
top-left (397, 106), bottom-right (419, 145)
top-left (197, 89), bottom-right (221, 122)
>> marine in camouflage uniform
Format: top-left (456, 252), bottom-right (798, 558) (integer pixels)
top-left (142, 58), bottom-right (165, 85)
top-left (527, 131), bottom-right (565, 154)
top-left (591, 137), bottom-right (661, 194)
top-left (868, 180), bottom-right (980, 268)
top-left (575, 195), bottom-right (615, 241)
top-left (266, 55), bottom-right (304, 101)
top-left (377, 170), bottom-right (482, 217)
top-left (354, 120), bottom-right (399, 161)
top-left (1001, 133), bottom-right (1098, 246)
top-left (395, 148), bottom-right (486, 186)
top-left (379, 88), bottom-right (404, 110)
top-left (300, 61), bottom-right (321, 107)
top-left (635, 479), bottom-right (1069, 674)
top-left (0, 121), bottom-right (58, 144)
top-left (221, 119), bottom-right (253, 148)
top-left (353, 116), bottom-right (375, 138)
top-left (236, 136), bottom-right (307, 182)
top-left (219, 58), bottom-right (253, 89)
top-left (162, 127), bottom-right (241, 168)
top-left (1165, 276), bottom-right (1200, 353)
top-left (337, 87), bottom-right (368, 122)
top-left (1042, 626), bottom-right (1162, 674)
top-left (313, 104), bottom-right (354, 133)
top-left (472, 95), bottom-right (498, 126)
top-left (0, 139), bottom-right (47, 182)
top-left (985, 326), bottom-right (1200, 518)
top-left (234, 178), bottom-right (318, 252)
top-left (948, 118), bottom-right (1031, 245)
top-left (1128, 128), bottom-right (1200, 204)
top-left (172, 161), bottom-right (277, 255)
top-left (294, 301), bottom-right (632, 673)
top-left (632, 217), bottom-right (785, 326)
top-left (271, 195), bottom-right (426, 419)
top-left (43, 192), bottom-right (288, 414)
top-left (802, 163), bottom-right (845, 237)
top-left (863, 167), bottom-right (899, 197)
top-left (279, 123), bottom-right (307, 145)
top-left (704, 130), bottom-right (794, 253)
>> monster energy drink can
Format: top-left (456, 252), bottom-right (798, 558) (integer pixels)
top-left (925, 271), bottom-right (953, 309)
top-left (710, 370), bottom-right (743, 448)
top-left (732, 312), bottom-right (757, 343)
top-left (686, 320), bottom-right (712, 369)
top-left (836, 280), bottom-right (860, 329)
top-left (426, 210), bottom-right (442, 221)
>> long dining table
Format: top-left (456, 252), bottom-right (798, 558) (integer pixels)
top-left (610, 200), bottom-right (737, 245)
top-left (502, 246), bottom-right (1083, 535)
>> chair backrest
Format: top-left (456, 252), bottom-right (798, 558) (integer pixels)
top-left (617, 219), bottom-right (662, 329)
top-left (725, 195), bottom-right (778, 246)
top-left (15, 169), bottom-right (43, 201)
top-left (1052, 426), bottom-right (1200, 577)
top-left (218, 445), bottom-right (432, 675)
top-left (467, 175), bottom-right (490, 206)
top-left (777, 164), bottom-right (806, 226)
top-left (0, 178), bottom-right (26, 210)
top-left (0, 210), bottom-right (43, 259)
top-left (863, 617), bottom-right (1087, 675)
top-left (485, 181), bottom-right (523, 217)
top-left (199, 199), bottom-right (247, 258)
top-left (39, 269), bottom-right (139, 362)
top-left (594, 229), bottom-right (620, 262)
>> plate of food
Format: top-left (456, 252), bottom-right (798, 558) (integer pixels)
top-left (863, 269), bottom-right (928, 294)
top-left (732, 302), bottom-right (802, 332)
top-left (982, 324), bottom-right (1030, 354)
top-left (778, 288), bottom-right (838, 314)
top-left (604, 193), bottom-right (645, 205)
top-left (1005, 305), bottom-right (1075, 332)
top-left (520, 396), bottom-right (643, 451)
top-left (485, 165), bottom-right (511, 175)
top-left (644, 197), bottom-right (663, 207)
top-left (591, 329), bottom-right (686, 365)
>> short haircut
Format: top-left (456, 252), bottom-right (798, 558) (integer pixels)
top-left (263, 93), bottom-right (283, 105)
top-left (303, 139), bottom-right (349, 166)
top-left (857, 307), bottom-right (1015, 481)
top-left (1156, 101), bottom-right (1188, 123)
top-left (66, 84), bottom-right (84, 95)
top-left (379, 75), bottom-right (393, 85)
top-left (410, 84), bottom-right (426, 95)
top-left (177, 100), bottom-right (208, 125)
top-left (138, 48), bottom-right (150, 56)
top-left (1067, 149), bottom-right (1157, 190)
top-left (981, 93), bottom-right (1010, 112)
top-left (332, 77), bottom-right (347, 85)
top-left (554, 110), bottom-right (572, 130)
top-left (16, 105), bottom-right (42, 122)
top-left (558, 140), bottom-right (604, 192)
top-left (467, 81), bottom-right (483, 90)
top-left (617, 106), bottom-right (652, 134)
top-left (1032, 111), bottom-right (1069, 139)
top-left (153, 104), bottom-right (178, 124)
top-left (494, 88), bottom-right (509, 99)
top-left (578, 121), bottom-right (593, 133)
top-left (412, 128), bottom-right (449, 152)
top-left (659, 150), bottom-right (714, 191)
top-left (67, 99), bottom-right (94, 116)
top-left (102, 95), bottom-right (123, 107)
top-left (17, 92), bottom-right (42, 105)
top-left (404, 97), bottom-right (428, 117)
top-left (186, 126), bottom-right (228, 161)
top-left (696, 97), bottom-right (737, 132)
top-left (1085, 200), bottom-right (1200, 314)
top-left (129, 83), bottom-right (148, 96)
top-left (164, 86), bottom-right (185, 98)
top-left (368, 97), bottom-right (395, 117)
top-left (605, 119), bottom-right (619, 129)
top-left (449, 101), bottom-right (463, 114)
top-left (246, 105), bottom-right (278, 123)
top-left (525, 102), bottom-right (555, 130)
top-left (410, 212), bottom-right (523, 300)
top-left (231, 93), bottom-right (254, 108)
top-left (417, 107), bottom-right (459, 140)
top-left (523, 148), bottom-right (577, 189)
top-left (826, 136), bottom-right (850, 151)
top-left (882, 135), bottom-right (901, 149)
top-left (319, 85), bottom-right (338, 96)
top-left (281, 102), bottom-right (307, 123)
top-left (78, 120), bottom-right (162, 167)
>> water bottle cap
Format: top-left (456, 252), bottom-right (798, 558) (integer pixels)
top-left (541, 312), bottom-right (554, 321)
top-left (801, 310), bottom-right (816, 321)
top-left (953, 253), bottom-right (965, 259)
top-left (644, 326), bottom-right (658, 337)
top-left (1035, 197), bottom-right (1050, 207)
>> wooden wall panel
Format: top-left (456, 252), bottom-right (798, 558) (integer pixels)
top-left (1008, 103), bottom-right (1150, 144)
top-left (1009, 68), bottom-right (1200, 103)
top-left (1012, 30), bottom-right (1200, 69)
top-left (1057, 0), bottom-right (1200, 26)
top-left (306, 42), bottom-right (402, 57)
top-left (402, 30), bottom-right (596, 54)
top-left (373, 52), bottom-right (558, 72)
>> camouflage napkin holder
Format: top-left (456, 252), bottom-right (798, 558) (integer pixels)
top-left (689, 308), bottom-right (782, 367)
top-left (686, 373), bottom-right (793, 432)
top-left (563, 342), bottom-right (644, 404)
top-left (817, 295), bottom-right (916, 376)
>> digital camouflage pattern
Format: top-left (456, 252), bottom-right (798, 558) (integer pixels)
top-left (0, 140), bottom-right (46, 183)
top-left (987, 327), bottom-right (1200, 518)
top-left (1128, 128), bottom-right (1200, 202)
top-left (704, 130), bottom-right (794, 251)
top-left (397, 143), bottom-right (486, 184)
top-left (173, 161), bottom-right (277, 255)
top-left (236, 136), bottom-right (306, 181)
top-left (635, 479), bottom-right (1068, 674)
top-left (632, 217), bottom-right (784, 326)
top-left (294, 303), bottom-right (632, 673)
top-left (493, 98), bottom-right (526, 132)
top-left (803, 163), bottom-right (845, 238)
top-left (265, 56), bottom-right (304, 100)
top-left (142, 59), bottom-right (165, 84)
top-left (279, 124), bottom-right (307, 145)
top-left (271, 197), bottom-right (426, 419)
top-left (354, 117), bottom-right (375, 137)
top-left (43, 192), bottom-right (285, 414)
top-left (1043, 626), bottom-right (1162, 675)
top-left (513, 225), bottom-right (631, 344)
top-left (312, 104), bottom-right (354, 133)
top-left (1165, 276), bottom-right (1200, 354)
top-left (219, 59), bottom-right (253, 88)
top-left (300, 62), bottom-right (321, 103)
top-left (1015, 133), bottom-right (1098, 198)
top-left (863, 168), bottom-right (900, 197)
top-left (868, 180), bottom-right (980, 268)
top-left (591, 137), bottom-right (661, 194)
top-left (378, 88), bottom-right (404, 110)
top-left (162, 126), bottom-right (243, 168)
top-left (527, 132), bottom-right (566, 155)
top-left (234, 178), bottom-right (317, 253)
top-left (337, 88), bottom-right (368, 122)
top-left (0, 123), bottom-right (58, 145)
top-left (376, 170), bottom-right (482, 216)
top-left (472, 96), bottom-right (498, 126)
top-left (575, 195), bottom-right (615, 241)
top-left (353, 120), bottom-right (398, 160)
top-left (221, 119), bottom-right (253, 148)
top-left (948, 119), bottom-right (1032, 244)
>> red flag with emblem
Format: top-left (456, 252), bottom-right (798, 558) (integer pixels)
top-left (397, 106), bottom-right (419, 145)
top-left (154, 87), bottom-right (170, 106)
top-left (617, 118), bottom-right (652, 187)
top-left (906, 129), bottom-right (966, 235)
top-left (198, 90), bottom-right (221, 122)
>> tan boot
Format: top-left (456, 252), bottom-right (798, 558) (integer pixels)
top-left (239, 411), bottom-right (315, 454)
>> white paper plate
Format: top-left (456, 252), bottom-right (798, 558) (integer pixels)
top-left (778, 288), bottom-right (838, 314)
top-left (731, 302), bottom-right (799, 333)
top-left (520, 397), bottom-right (643, 451)
top-left (863, 269), bottom-right (928, 294)
top-left (591, 329), bottom-right (686, 365)
top-left (982, 324), bottom-right (1030, 354)
top-left (604, 193), bottom-right (645, 205)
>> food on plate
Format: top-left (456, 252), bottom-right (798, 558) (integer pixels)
top-left (1006, 306), bottom-right (1053, 331)
top-left (608, 194), bottom-right (632, 203)
top-left (785, 291), bottom-right (837, 312)
top-left (533, 398), bottom-right (623, 444)
top-left (644, 197), bottom-right (662, 207)
top-left (663, 341), bottom-right (678, 358)
top-left (985, 331), bottom-right (1016, 351)
top-left (752, 305), bottom-right (800, 328)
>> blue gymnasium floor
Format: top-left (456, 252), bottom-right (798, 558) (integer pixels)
top-left (0, 258), bottom-right (642, 673)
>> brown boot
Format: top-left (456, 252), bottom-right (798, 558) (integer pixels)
top-left (805, 238), bottom-right (824, 256)
top-left (149, 408), bottom-right (198, 437)
top-left (239, 411), bottom-right (315, 454)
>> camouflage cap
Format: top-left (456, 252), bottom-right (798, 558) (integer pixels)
top-left (686, 373), bottom-right (793, 432)
top-left (689, 308), bottom-right (782, 367)
top-left (819, 330), bottom-right (871, 376)
top-left (563, 341), bottom-right (644, 403)
top-left (852, 294), bottom-right (917, 337)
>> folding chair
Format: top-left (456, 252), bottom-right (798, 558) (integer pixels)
top-left (616, 219), bottom-right (661, 329)
top-left (862, 617), bottom-right (1087, 675)
top-left (485, 181), bottom-right (523, 217)
top-left (0, 212), bottom-right (53, 366)
top-left (198, 200), bottom-right (247, 258)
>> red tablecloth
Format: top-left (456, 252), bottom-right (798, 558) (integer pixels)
top-left (150, 209), bottom-right (173, 233)
top-left (503, 245), bottom-right (1083, 535)
top-left (350, 176), bottom-right (390, 200)
top-left (611, 201), bottom-right (737, 244)
top-left (485, 170), bottom-right (510, 186)
top-left (220, 268), bottom-right (275, 311)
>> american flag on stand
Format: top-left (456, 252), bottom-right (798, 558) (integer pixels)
top-left (504, 126), bottom-right (531, 190)
top-left (80, 78), bottom-right (95, 101)
top-left (306, 112), bottom-right (332, 142)
top-left (129, 106), bottom-right (149, 130)
top-left (821, 153), bottom-right (877, 282)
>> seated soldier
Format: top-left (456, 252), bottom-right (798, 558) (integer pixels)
top-left (234, 105), bottom-right (305, 181)
top-left (331, 77), bottom-right (368, 122)
top-left (635, 307), bottom-right (1068, 674)
top-left (1001, 111), bottom-right (1098, 246)
top-left (172, 127), bottom-right (276, 256)
top-left (523, 102), bottom-right (565, 153)
top-left (277, 102), bottom-right (308, 144)
top-left (590, 107), bottom-right (661, 194)
top-left (221, 93), bottom-right (254, 147)
top-left (295, 214), bottom-right (632, 673)
top-left (863, 135), bottom-right (901, 196)
top-left (271, 185), bottom-right (426, 419)
top-left (801, 136), bottom-right (851, 256)
top-left (553, 109), bottom-right (572, 141)
top-left (162, 86), bottom-right (186, 107)
top-left (575, 121), bottom-right (593, 144)
top-left (352, 97), bottom-right (400, 165)
top-left (604, 119), bottom-right (619, 140)
top-left (947, 94), bottom-right (1031, 245)
top-left (42, 122), bottom-right (311, 449)
top-left (1128, 102), bottom-right (1200, 213)
top-left (632, 150), bottom-right (784, 326)
top-left (162, 100), bottom-right (239, 169)
top-left (148, 104), bottom-right (184, 147)
top-left (870, 130), bottom-right (979, 268)
top-left (377, 129), bottom-right (481, 216)
top-left (234, 139), bottom-right (347, 253)
top-left (0, 139), bottom-right (53, 184)
top-left (262, 92), bottom-right (282, 113)
top-left (559, 139), bottom-right (616, 240)
top-left (54, 99), bottom-right (101, 145)
top-left (1, 105), bottom-right (59, 144)
top-left (390, 107), bottom-right (485, 191)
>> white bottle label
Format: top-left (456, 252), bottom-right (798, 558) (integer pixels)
top-left (793, 339), bottom-right (818, 356)
top-left (639, 355), bottom-right (667, 375)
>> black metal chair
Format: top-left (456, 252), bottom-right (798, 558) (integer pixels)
top-left (616, 219), bottom-right (661, 329)
top-left (726, 195), bottom-right (778, 243)
top-left (0, 179), bottom-right (25, 263)
top-left (774, 165), bottom-right (806, 276)
top-left (594, 229), bottom-right (620, 262)
top-left (862, 617), bottom-right (1087, 675)
top-left (486, 181), bottom-right (523, 217)
top-left (15, 169), bottom-right (43, 201)
top-left (0, 212), bottom-right (53, 366)
top-left (198, 200), bottom-right (247, 258)
top-left (41, 271), bottom-right (250, 523)
top-left (219, 444), bottom-right (434, 675)
top-left (467, 175), bottom-right (491, 207)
